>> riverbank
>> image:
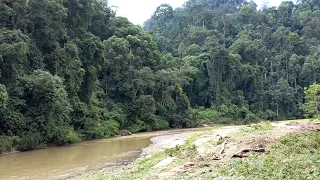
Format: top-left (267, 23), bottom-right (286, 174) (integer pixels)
top-left (71, 120), bottom-right (319, 180)
top-left (0, 149), bottom-right (19, 156)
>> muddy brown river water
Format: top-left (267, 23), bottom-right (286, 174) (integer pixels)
top-left (0, 128), bottom-right (208, 180)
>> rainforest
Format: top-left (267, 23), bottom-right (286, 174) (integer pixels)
top-left (1, 0), bottom-right (320, 153)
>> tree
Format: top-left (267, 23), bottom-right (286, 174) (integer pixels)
top-left (46, 42), bottom-right (85, 102)
top-left (0, 0), bottom-right (15, 29)
top-left (0, 28), bottom-right (31, 106)
top-left (268, 78), bottom-right (295, 119)
top-left (0, 84), bottom-right (8, 108)
top-left (304, 83), bottom-right (320, 118)
top-left (77, 32), bottom-right (105, 104)
top-left (16, 0), bottom-right (67, 53)
top-left (103, 35), bottom-right (134, 101)
top-left (2, 0), bottom-right (320, 152)
top-left (21, 70), bottom-right (76, 145)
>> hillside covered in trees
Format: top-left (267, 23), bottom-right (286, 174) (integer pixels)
top-left (0, 0), bottom-right (320, 152)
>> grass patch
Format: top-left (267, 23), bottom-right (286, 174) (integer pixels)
top-left (165, 130), bottom-right (215, 158)
top-left (280, 118), bottom-right (320, 124)
top-left (247, 121), bottom-right (272, 131)
top-left (207, 131), bottom-right (320, 180)
top-left (239, 121), bottom-right (272, 134)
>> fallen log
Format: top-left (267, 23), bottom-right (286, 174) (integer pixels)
top-left (232, 148), bottom-right (265, 158)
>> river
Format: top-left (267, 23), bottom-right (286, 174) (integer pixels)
top-left (0, 128), bottom-right (205, 180)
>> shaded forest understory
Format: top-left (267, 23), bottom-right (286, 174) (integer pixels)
top-left (1, 0), bottom-right (320, 152)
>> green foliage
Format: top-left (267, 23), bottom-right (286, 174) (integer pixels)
top-left (304, 83), bottom-right (320, 118)
top-left (129, 120), bottom-right (151, 133)
top-left (247, 121), bottom-right (272, 131)
top-left (80, 104), bottom-right (121, 139)
top-left (197, 105), bottom-right (260, 124)
top-left (0, 135), bottom-right (14, 153)
top-left (22, 70), bottom-right (72, 144)
top-left (1, 0), bottom-right (320, 151)
top-left (84, 120), bottom-right (120, 139)
top-left (144, 0), bottom-right (320, 124)
top-left (53, 127), bottom-right (81, 145)
top-left (198, 108), bottom-right (222, 122)
top-left (100, 120), bottom-right (120, 137)
top-left (0, 83), bottom-right (8, 108)
top-left (17, 132), bottom-right (44, 151)
top-left (152, 116), bottom-right (169, 130)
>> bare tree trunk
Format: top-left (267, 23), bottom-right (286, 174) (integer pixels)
top-left (286, 57), bottom-right (289, 81)
top-left (276, 101), bottom-right (279, 118)
top-left (133, 88), bottom-right (139, 101)
top-left (222, 17), bottom-right (226, 46)
top-left (315, 98), bottom-right (319, 119)
top-left (294, 77), bottom-right (297, 92)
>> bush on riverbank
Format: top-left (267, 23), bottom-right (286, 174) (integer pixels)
top-left (0, 136), bottom-right (14, 153)
top-left (196, 105), bottom-right (261, 125)
top-left (17, 132), bottom-right (44, 151)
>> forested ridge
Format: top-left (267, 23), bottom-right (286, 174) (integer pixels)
top-left (0, 0), bottom-right (320, 152)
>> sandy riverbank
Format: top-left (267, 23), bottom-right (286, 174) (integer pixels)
top-left (72, 121), bottom-right (319, 180)
top-left (70, 128), bottom-right (210, 180)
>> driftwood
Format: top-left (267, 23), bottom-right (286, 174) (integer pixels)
top-left (219, 141), bottom-right (227, 155)
top-left (213, 141), bottom-right (227, 160)
top-left (232, 148), bottom-right (265, 158)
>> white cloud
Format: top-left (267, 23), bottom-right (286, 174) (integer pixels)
top-left (108, 0), bottom-right (186, 25)
top-left (256, 0), bottom-right (286, 9)
top-left (108, 0), bottom-right (286, 25)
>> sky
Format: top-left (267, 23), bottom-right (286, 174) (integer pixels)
top-left (108, 0), bottom-right (286, 25)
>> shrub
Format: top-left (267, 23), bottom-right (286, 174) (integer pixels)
top-left (54, 127), bottom-right (81, 145)
top-left (244, 112), bottom-right (260, 124)
top-left (264, 110), bottom-right (277, 121)
top-left (198, 108), bottom-right (221, 122)
top-left (0, 136), bottom-right (13, 153)
top-left (100, 120), bottom-right (120, 137)
top-left (0, 84), bottom-right (8, 108)
top-left (153, 117), bottom-right (169, 130)
top-left (17, 132), bottom-right (43, 151)
top-left (129, 120), bottom-right (151, 133)
top-left (84, 120), bottom-right (120, 139)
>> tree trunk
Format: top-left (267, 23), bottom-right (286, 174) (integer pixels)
top-left (294, 77), bottom-right (297, 92)
top-left (315, 98), bottom-right (319, 119)
top-left (276, 102), bottom-right (279, 118)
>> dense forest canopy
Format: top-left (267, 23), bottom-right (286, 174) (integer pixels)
top-left (0, 0), bottom-right (320, 152)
